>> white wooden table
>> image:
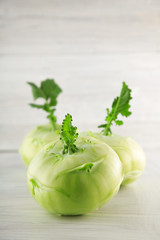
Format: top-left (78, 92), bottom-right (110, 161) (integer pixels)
top-left (0, 1), bottom-right (160, 239)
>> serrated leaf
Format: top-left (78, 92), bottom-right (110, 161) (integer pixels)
top-left (60, 114), bottom-right (78, 154)
top-left (98, 82), bottom-right (132, 135)
top-left (111, 82), bottom-right (132, 118)
top-left (28, 82), bottom-right (46, 100)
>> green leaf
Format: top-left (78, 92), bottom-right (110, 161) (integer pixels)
top-left (98, 123), bottom-right (107, 128)
top-left (98, 82), bottom-right (132, 135)
top-left (28, 82), bottom-right (46, 100)
top-left (60, 114), bottom-right (79, 154)
top-left (40, 79), bottom-right (62, 106)
top-left (115, 120), bottom-right (123, 125)
top-left (29, 103), bottom-right (51, 112)
top-left (29, 103), bottom-right (45, 109)
top-left (111, 82), bottom-right (132, 117)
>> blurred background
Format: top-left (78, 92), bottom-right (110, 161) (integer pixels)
top-left (0, 0), bottom-right (160, 239)
top-left (1, 0), bottom-right (160, 151)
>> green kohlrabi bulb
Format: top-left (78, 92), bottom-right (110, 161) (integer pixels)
top-left (82, 132), bottom-right (146, 185)
top-left (19, 124), bottom-right (61, 167)
top-left (27, 136), bottom-right (123, 215)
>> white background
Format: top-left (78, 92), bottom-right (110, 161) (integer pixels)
top-left (0, 0), bottom-right (160, 239)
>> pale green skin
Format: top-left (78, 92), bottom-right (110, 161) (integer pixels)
top-left (27, 136), bottom-right (123, 215)
top-left (19, 124), bottom-right (61, 167)
top-left (81, 132), bottom-right (146, 185)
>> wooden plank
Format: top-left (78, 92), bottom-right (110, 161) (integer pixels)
top-left (0, 151), bottom-right (160, 240)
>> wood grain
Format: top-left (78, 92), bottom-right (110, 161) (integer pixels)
top-left (0, 0), bottom-right (160, 239)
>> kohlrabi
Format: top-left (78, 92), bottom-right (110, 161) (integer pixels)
top-left (19, 79), bottom-right (62, 166)
top-left (82, 82), bottom-right (145, 185)
top-left (27, 114), bottom-right (123, 215)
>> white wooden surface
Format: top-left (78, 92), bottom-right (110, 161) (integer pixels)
top-left (0, 0), bottom-right (160, 239)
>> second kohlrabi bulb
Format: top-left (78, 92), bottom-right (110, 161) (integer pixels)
top-left (82, 132), bottom-right (145, 185)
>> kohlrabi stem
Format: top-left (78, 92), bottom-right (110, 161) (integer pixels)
top-left (48, 113), bottom-right (57, 129)
top-left (44, 101), bottom-right (57, 129)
